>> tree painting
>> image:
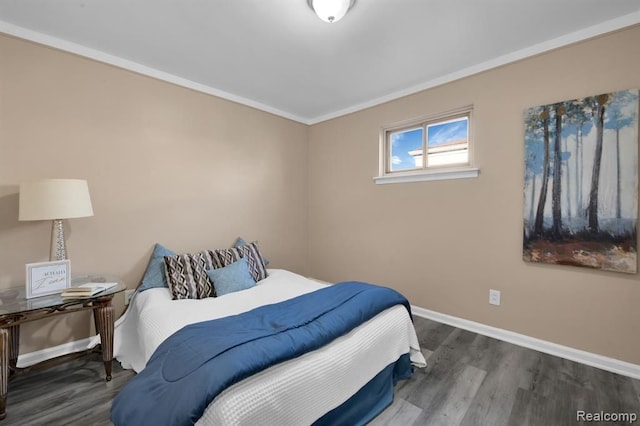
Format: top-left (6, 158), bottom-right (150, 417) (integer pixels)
top-left (523, 89), bottom-right (639, 273)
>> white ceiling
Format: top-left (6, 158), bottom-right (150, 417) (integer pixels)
top-left (1, 1), bottom-right (639, 124)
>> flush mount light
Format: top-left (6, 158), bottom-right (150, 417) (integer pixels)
top-left (307, 0), bottom-right (356, 23)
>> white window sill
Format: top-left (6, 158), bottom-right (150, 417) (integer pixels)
top-left (373, 167), bottom-right (480, 185)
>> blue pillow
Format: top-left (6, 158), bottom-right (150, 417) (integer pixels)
top-left (207, 257), bottom-right (256, 297)
top-left (233, 236), bottom-right (247, 247)
top-left (138, 243), bottom-right (176, 292)
top-left (234, 237), bottom-right (269, 267)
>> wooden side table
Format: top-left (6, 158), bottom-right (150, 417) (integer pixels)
top-left (0, 275), bottom-right (126, 420)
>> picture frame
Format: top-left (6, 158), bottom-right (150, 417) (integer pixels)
top-left (25, 260), bottom-right (71, 299)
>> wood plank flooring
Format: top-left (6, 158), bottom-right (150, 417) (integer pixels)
top-left (372, 317), bottom-right (640, 426)
top-left (3, 316), bottom-right (639, 425)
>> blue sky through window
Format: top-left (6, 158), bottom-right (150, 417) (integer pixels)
top-left (390, 117), bottom-right (468, 171)
top-left (390, 128), bottom-right (422, 171)
top-left (428, 117), bottom-right (468, 147)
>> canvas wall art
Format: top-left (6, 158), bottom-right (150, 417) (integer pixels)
top-left (523, 89), bottom-right (639, 273)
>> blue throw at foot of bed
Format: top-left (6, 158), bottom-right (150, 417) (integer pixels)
top-left (111, 281), bottom-right (412, 426)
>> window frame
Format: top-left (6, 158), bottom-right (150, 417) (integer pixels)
top-left (374, 105), bottom-right (479, 184)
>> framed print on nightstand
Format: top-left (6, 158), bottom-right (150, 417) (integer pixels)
top-left (25, 260), bottom-right (71, 298)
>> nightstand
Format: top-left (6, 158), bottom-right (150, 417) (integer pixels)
top-left (0, 275), bottom-right (126, 420)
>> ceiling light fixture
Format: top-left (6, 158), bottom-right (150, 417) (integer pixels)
top-left (307, 0), bottom-right (356, 23)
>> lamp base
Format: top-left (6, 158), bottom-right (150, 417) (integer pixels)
top-left (50, 219), bottom-right (68, 261)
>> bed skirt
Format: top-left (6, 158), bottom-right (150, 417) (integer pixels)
top-left (314, 353), bottom-right (412, 425)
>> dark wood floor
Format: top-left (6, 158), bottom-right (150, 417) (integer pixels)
top-left (2, 353), bottom-right (134, 425)
top-left (372, 317), bottom-right (640, 426)
top-left (4, 316), bottom-right (639, 425)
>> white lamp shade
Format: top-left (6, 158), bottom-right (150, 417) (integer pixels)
top-left (311, 0), bottom-right (352, 23)
top-left (19, 179), bottom-right (94, 221)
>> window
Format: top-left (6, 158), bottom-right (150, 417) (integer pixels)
top-left (375, 106), bottom-right (479, 184)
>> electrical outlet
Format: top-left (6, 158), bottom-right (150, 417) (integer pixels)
top-left (125, 289), bottom-right (135, 305)
top-left (489, 289), bottom-right (501, 306)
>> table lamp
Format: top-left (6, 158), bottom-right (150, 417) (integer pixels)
top-left (19, 179), bottom-right (94, 261)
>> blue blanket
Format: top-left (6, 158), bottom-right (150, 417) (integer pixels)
top-left (111, 281), bottom-right (411, 426)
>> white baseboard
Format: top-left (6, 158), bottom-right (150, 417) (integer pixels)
top-left (412, 305), bottom-right (640, 380)
top-left (16, 336), bottom-right (98, 368)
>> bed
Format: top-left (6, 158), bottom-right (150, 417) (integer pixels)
top-left (109, 268), bottom-right (426, 425)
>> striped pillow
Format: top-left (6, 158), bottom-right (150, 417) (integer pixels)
top-left (163, 250), bottom-right (221, 299)
top-left (214, 241), bottom-right (268, 282)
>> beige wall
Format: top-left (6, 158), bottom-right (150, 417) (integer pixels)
top-left (0, 35), bottom-right (309, 354)
top-left (308, 25), bottom-right (640, 365)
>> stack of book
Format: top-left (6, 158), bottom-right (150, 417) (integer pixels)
top-left (61, 282), bottom-right (118, 299)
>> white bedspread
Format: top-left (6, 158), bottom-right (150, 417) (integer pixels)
top-left (112, 269), bottom-right (426, 425)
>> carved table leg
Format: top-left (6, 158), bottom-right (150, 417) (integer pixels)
top-left (93, 301), bottom-right (114, 381)
top-left (7, 326), bottom-right (19, 372)
top-left (0, 328), bottom-right (8, 420)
